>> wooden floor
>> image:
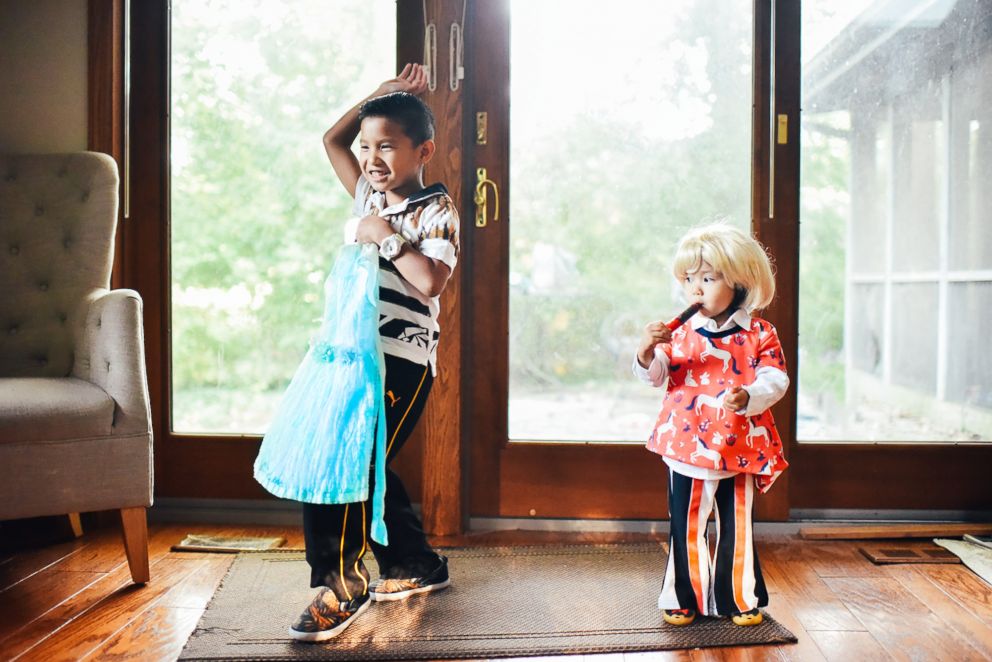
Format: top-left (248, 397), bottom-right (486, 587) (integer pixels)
top-left (1, 522), bottom-right (991, 661)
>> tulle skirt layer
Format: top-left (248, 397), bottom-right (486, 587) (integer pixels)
top-left (253, 243), bottom-right (389, 544)
top-left (253, 348), bottom-right (381, 504)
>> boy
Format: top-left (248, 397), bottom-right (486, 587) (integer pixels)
top-left (290, 63), bottom-right (458, 642)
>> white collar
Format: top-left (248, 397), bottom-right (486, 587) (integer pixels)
top-left (373, 182), bottom-right (448, 216)
top-left (689, 307), bottom-right (752, 332)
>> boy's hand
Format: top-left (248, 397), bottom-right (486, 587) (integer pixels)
top-left (355, 215), bottom-right (393, 245)
top-left (637, 321), bottom-right (672, 368)
top-left (723, 386), bottom-right (750, 413)
top-left (376, 63), bottom-right (429, 97)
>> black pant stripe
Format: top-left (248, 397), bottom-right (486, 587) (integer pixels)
top-left (666, 470), bottom-right (704, 610)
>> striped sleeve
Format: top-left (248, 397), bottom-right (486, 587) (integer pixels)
top-left (416, 196), bottom-right (460, 271)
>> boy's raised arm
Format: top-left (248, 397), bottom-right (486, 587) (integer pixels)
top-left (322, 63), bottom-right (428, 198)
top-left (321, 104), bottom-right (363, 197)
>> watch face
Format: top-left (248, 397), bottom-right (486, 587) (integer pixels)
top-left (381, 235), bottom-right (401, 259)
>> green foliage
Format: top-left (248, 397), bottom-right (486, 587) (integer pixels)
top-left (171, 0), bottom-right (849, 433)
top-left (170, 1), bottom-right (394, 405)
top-left (508, 0), bottom-right (848, 400)
top-left (509, 1), bottom-right (754, 389)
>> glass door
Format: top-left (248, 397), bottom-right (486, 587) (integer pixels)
top-left (507, 0), bottom-right (753, 443)
top-left (129, 0), bottom-right (402, 498)
top-left (793, 0), bottom-right (992, 510)
top-left (466, 0), bottom-right (778, 520)
top-left (170, 0), bottom-right (396, 434)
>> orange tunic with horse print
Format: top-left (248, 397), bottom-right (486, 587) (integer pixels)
top-left (646, 317), bottom-right (788, 493)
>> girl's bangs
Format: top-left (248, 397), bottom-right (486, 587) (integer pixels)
top-left (672, 242), bottom-right (706, 278)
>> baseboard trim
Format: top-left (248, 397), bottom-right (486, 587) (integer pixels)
top-left (148, 498), bottom-right (991, 531)
top-left (468, 517), bottom-right (802, 535)
top-left (791, 509), bottom-right (992, 522)
top-left (150, 497), bottom-right (302, 526)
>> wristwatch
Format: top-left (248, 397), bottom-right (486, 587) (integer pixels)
top-left (378, 233), bottom-right (407, 260)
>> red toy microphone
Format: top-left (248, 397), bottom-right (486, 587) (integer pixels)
top-left (665, 302), bottom-right (702, 331)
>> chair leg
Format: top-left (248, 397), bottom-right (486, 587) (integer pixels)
top-left (68, 513), bottom-right (84, 538)
top-left (119, 507), bottom-right (150, 584)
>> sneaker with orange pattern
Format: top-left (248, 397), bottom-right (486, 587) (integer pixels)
top-left (369, 555), bottom-right (450, 602)
top-left (289, 587), bottom-right (370, 642)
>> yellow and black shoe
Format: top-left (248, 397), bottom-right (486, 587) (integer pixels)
top-left (731, 607), bottom-right (763, 626)
top-left (289, 588), bottom-right (370, 642)
top-left (662, 608), bottom-right (697, 626)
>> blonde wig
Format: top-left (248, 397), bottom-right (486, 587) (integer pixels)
top-left (671, 223), bottom-right (776, 313)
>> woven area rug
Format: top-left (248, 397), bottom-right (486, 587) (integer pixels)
top-left (179, 544), bottom-right (797, 660)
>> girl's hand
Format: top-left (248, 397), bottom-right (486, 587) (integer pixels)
top-left (637, 321), bottom-right (672, 368)
top-left (355, 215), bottom-right (393, 245)
top-left (723, 386), bottom-right (750, 413)
top-left (376, 63), bottom-right (429, 97)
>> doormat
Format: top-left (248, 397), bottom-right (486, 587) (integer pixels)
top-left (172, 534), bottom-right (290, 553)
top-left (179, 544), bottom-right (796, 660)
top-left (859, 543), bottom-right (961, 564)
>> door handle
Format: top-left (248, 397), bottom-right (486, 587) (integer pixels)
top-left (474, 167), bottom-right (499, 228)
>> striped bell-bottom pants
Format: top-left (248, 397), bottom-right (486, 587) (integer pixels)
top-left (658, 469), bottom-right (769, 616)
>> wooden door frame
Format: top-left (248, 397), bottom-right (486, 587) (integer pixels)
top-left (775, 1), bottom-right (992, 512)
top-left (402, 0), bottom-right (469, 536)
top-left (752, 0), bottom-right (796, 520)
top-left (461, 0), bottom-right (991, 520)
top-left (94, 1), bottom-right (470, 535)
top-left (464, 0), bottom-right (790, 522)
top-left (463, 0), bottom-right (509, 520)
top-left (87, 0), bottom-right (125, 288)
top-left (92, 0), bottom-right (992, 525)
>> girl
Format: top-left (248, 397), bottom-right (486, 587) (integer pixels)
top-left (633, 223), bottom-right (788, 627)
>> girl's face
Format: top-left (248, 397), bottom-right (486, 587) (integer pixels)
top-left (681, 260), bottom-right (737, 324)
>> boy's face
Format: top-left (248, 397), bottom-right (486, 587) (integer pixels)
top-left (680, 260), bottom-right (736, 320)
top-left (358, 117), bottom-right (435, 197)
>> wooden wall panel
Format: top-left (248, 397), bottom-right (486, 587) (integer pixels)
top-left (87, 0), bottom-right (124, 288)
top-left (464, 0), bottom-right (509, 519)
top-left (751, 0), bottom-right (797, 520)
top-left (417, 0), bottom-right (467, 536)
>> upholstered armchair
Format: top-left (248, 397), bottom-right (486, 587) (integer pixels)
top-left (0, 152), bottom-right (153, 584)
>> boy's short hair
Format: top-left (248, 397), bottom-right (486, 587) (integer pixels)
top-left (359, 92), bottom-right (435, 145)
top-left (672, 223), bottom-right (776, 313)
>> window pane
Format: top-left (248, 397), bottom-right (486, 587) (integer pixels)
top-left (849, 284), bottom-right (883, 376)
top-left (892, 103), bottom-right (943, 274)
top-left (950, 49), bottom-right (992, 271)
top-left (170, 1), bottom-right (395, 433)
top-left (799, 0), bottom-right (992, 443)
top-left (889, 283), bottom-right (938, 393)
top-left (508, 0), bottom-right (752, 441)
top-left (947, 283), bottom-right (992, 412)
